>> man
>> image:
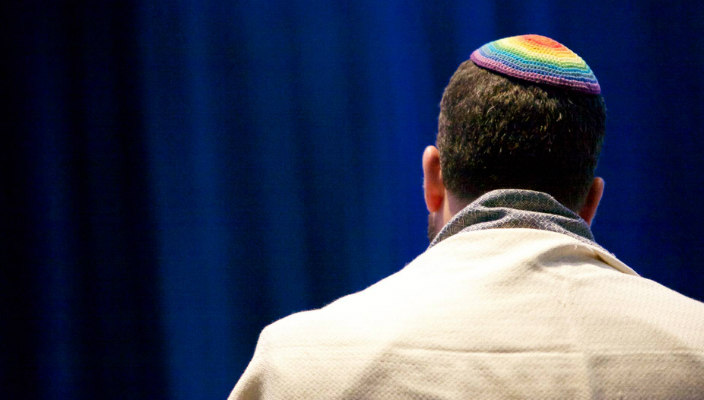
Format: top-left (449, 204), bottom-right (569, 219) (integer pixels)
top-left (229, 35), bottom-right (704, 399)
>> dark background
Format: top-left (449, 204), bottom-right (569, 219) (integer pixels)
top-left (3, 1), bottom-right (703, 399)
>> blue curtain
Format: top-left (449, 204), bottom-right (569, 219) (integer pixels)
top-left (4, 1), bottom-right (703, 399)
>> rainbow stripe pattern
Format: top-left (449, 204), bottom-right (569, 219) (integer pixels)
top-left (470, 34), bottom-right (600, 94)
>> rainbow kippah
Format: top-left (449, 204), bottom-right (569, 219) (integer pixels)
top-left (470, 34), bottom-right (600, 94)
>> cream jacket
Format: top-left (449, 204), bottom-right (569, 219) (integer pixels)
top-left (230, 229), bottom-right (704, 399)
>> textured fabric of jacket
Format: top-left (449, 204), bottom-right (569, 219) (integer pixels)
top-left (229, 190), bottom-right (704, 399)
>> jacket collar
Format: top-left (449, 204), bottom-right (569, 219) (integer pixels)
top-left (429, 189), bottom-right (594, 247)
top-left (428, 189), bottom-right (637, 275)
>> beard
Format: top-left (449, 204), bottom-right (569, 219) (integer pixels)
top-left (427, 213), bottom-right (440, 243)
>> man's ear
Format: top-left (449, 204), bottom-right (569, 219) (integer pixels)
top-left (579, 177), bottom-right (604, 226)
top-left (422, 146), bottom-right (445, 212)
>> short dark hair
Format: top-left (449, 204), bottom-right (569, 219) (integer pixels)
top-left (437, 60), bottom-right (606, 210)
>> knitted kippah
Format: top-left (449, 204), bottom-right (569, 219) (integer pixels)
top-left (470, 34), bottom-right (600, 94)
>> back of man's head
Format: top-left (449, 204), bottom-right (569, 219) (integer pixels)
top-left (437, 35), bottom-right (606, 211)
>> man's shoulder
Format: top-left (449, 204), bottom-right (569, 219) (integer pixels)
top-left (232, 229), bottom-right (704, 399)
top-left (264, 227), bottom-right (704, 345)
top-left (259, 264), bottom-right (419, 347)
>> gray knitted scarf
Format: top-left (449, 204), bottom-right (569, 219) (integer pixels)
top-left (429, 189), bottom-right (600, 249)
